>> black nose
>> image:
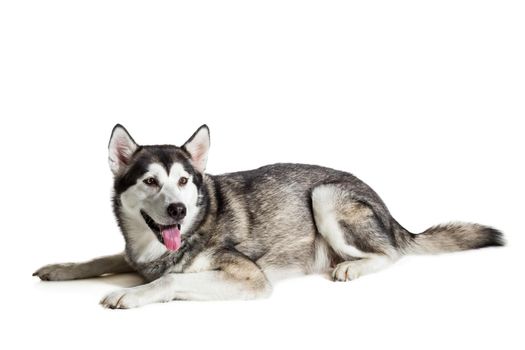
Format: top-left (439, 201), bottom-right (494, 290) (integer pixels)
top-left (167, 203), bottom-right (187, 220)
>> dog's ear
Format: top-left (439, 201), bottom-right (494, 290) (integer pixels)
top-left (108, 124), bottom-right (139, 175)
top-left (182, 125), bottom-right (210, 173)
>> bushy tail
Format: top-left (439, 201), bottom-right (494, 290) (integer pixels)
top-left (396, 222), bottom-right (505, 255)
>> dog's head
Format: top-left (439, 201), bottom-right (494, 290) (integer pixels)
top-left (108, 124), bottom-right (210, 252)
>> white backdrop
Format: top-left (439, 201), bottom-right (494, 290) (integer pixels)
top-left (1, 1), bottom-right (524, 349)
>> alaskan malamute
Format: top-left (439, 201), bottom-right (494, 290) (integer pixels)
top-left (34, 124), bottom-right (504, 308)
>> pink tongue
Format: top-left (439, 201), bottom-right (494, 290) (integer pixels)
top-left (161, 226), bottom-right (181, 251)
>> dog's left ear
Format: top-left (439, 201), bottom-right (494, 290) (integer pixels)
top-left (182, 125), bottom-right (210, 173)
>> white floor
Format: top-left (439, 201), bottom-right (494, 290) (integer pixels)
top-left (16, 244), bottom-right (522, 350)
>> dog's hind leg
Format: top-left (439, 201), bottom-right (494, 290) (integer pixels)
top-left (312, 184), bottom-right (399, 281)
top-left (33, 253), bottom-right (134, 281)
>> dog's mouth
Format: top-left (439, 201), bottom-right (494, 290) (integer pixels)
top-left (140, 210), bottom-right (182, 251)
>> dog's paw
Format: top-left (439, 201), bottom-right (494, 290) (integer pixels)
top-left (32, 263), bottom-right (79, 281)
top-left (100, 289), bottom-right (141, 309)
top-left (332, 261), bottom-right (361, 282)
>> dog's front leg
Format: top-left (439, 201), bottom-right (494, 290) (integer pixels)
top-left (33, 253), bottom-right (134, 281)
top-left (100, 254), bottom-right (272, 308)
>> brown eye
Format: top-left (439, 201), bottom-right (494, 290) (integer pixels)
top-left (143, 177), bottom-right (158, 186)
top-left (178, 177), bottom-right (188, 186)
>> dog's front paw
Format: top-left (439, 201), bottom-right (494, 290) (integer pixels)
top-left (33, 263), bottom-right (79, 281)
top-left (100, 289), bottom-right (142, 309)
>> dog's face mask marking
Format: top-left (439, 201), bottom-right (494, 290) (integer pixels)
top-left (108, 124), bottom-right (210, 252)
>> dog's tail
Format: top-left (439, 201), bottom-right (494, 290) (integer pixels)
top-left (394, 221), bottom-right (505, 255)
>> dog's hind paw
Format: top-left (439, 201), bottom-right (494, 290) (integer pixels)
top-left (332, 261), bottom-right (361, 282)
top-left (100, 289), bottom-right (141, 309)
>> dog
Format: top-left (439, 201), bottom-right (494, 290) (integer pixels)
top-left (33, 124), bottom-right (504, 308)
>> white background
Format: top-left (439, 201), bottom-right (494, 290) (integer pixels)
top-left (1, 1), bottom-right (524, 349)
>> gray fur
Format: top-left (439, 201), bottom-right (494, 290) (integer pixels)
top-left (33, 253), bottom-right (133, 281)
top-left (33, 125), bottom-right (505, 308)
top-left (403, 223), bottom-right (505, 254)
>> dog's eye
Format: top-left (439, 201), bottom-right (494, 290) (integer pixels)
top-left (143, 177), bottom-right (158, 186)
top-left (178, 177), bottom-right (188, 186)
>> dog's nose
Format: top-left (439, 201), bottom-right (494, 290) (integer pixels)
top-left (167, 203), bottom-right (187, 220)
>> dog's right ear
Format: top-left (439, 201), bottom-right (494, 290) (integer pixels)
top-left (108, 124), bottom-right (138, 175)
